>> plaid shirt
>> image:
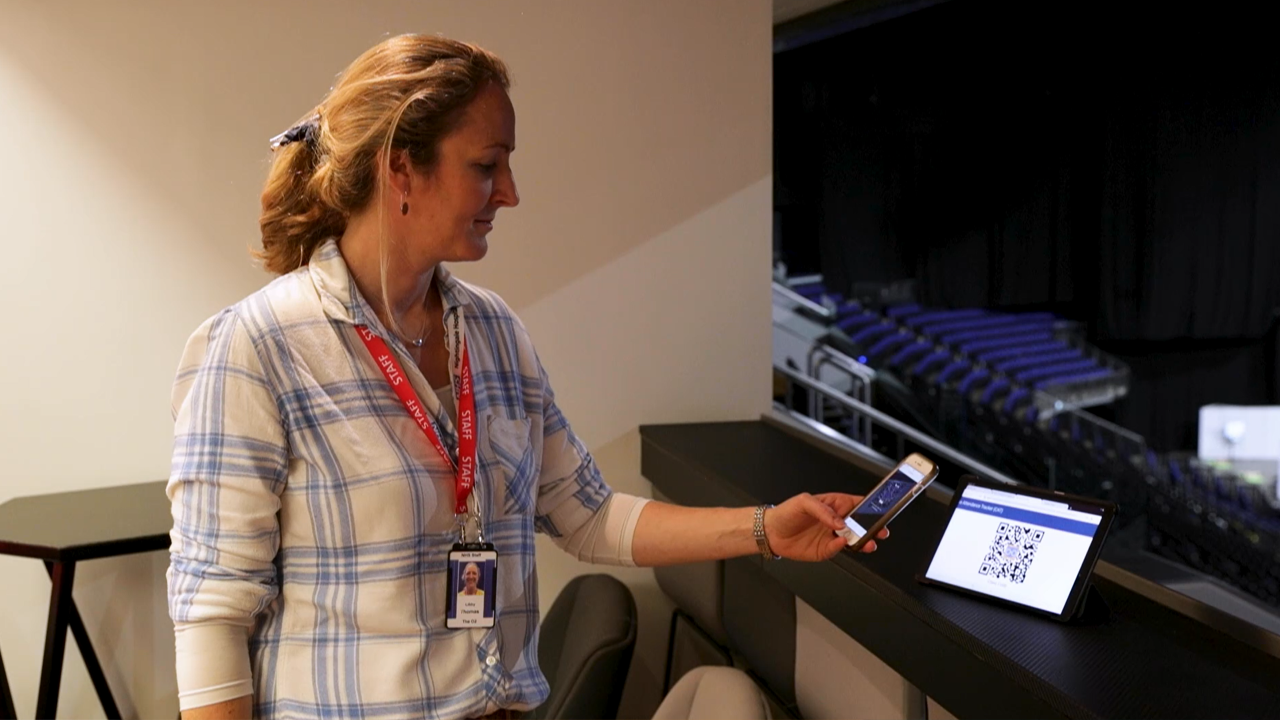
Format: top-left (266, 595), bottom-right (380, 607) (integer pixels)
top-left (167, 239), bottom-right (616, 719)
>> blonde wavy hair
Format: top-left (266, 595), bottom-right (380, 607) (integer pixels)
top-left (256, 34), bottom-right (510, 280)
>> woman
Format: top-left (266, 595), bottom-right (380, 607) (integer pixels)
top-left (459, 563), bottom-right (484, 597)
top-left (167, 34), bottom-right (885, 720)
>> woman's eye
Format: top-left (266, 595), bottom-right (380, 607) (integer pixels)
top-left (477, 163), bottom-right (497, 173)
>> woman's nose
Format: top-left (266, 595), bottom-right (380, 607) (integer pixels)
top-left (494, 169), bottom-right (519, 208)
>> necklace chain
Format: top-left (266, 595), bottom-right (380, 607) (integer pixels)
top-left (402, 289), bottom-right (434, 349)
top-left (404, 318), bottom-right (429, 348)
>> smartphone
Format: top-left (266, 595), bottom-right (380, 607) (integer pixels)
top-left (837, 453), bottom-right (939, 551)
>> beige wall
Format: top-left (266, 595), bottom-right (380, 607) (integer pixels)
top-left (0, 1), bottom-right (771, 718)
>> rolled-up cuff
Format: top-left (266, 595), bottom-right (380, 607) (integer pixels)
top-left (555, 492), bottom-right (651, 566)
top-left (174, 622), bottom-right (254, 711)
top-left (615, 495), bottom-right (650, 567)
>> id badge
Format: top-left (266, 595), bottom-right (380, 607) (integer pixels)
top-left (447, 543), bottom-right (497, 629)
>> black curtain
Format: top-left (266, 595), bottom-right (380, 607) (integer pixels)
top-left (775, 0), bottom-right (1280, 451)
top-left (1097, 80), bottom-right (1280, 341)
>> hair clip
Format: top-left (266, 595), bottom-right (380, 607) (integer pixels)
top-left (269, 114), bottom-right (320, 150)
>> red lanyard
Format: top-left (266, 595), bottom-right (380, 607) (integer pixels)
top-left (356, 325), bottom-right (477, 515)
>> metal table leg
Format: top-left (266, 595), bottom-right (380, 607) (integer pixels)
top-left (35, 561), bottom-right (76, 718)
top-left (1, 642), bottom-right (16, 720)
top-left (34, 562), bottom-right (121, 720)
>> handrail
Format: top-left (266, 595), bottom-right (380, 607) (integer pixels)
top-left (775, 363), bottom-right (1023, 487)
top-left (767, 402), bottom-right (897, 469)
top-left (1040, 391), bottom-right (1146, 445)
top-left (806, 344), bottom-right (875, 444)
top-left (772, 282), bottom-right (832, 320)
top-left (807, 344), bottom-right (876, 383)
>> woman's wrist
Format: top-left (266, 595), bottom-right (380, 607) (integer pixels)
top-left (753, 504), bottom-right (780, 560)
top-left (716, 506), bottom-right (764, 559)
top-left (704, 506), bottom-right (762, 558)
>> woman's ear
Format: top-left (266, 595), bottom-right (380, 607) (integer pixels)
top-left (385, 147), bottom-right (415, 196)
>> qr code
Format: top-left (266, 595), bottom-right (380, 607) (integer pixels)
top-left (978, 522), bottom-right (1044, 583)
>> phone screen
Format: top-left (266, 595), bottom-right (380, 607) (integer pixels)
top-left (843, 463), bottom-right (927, 539)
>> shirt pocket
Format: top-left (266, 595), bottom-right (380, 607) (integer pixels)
top-left (484, 414), bottom-right (535, 517)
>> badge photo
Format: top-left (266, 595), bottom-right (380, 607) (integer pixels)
top-left (447, 546), bottom-right (497, 629)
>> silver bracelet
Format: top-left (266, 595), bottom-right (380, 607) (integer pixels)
top-left (753, 504), bottom-right (780, 560)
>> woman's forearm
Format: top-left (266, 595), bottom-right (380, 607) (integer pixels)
top-left (630, 501), bottom-right (758, 566)
top-left (182, 695), bottom-right (252, 720)
top-left (628, 492), bottom-right (873, 566)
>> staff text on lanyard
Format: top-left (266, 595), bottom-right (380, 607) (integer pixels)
top-left (356, 318), bottom-right (477, 516)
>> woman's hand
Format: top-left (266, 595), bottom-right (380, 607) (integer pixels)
top-left (764, 492), bottom-right (889, 561)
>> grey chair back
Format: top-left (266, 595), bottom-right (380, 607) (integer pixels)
top-left (529, 573), bottom-right (637, 720)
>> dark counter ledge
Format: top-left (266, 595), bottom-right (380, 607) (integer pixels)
top-left (640, 421), bottom-right (1280, 720)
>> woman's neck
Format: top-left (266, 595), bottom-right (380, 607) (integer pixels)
top-left (337, 211), bottom-right (438, 328)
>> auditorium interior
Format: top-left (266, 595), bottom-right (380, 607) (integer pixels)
top-left (745, 0), bottom-right (1280, 717)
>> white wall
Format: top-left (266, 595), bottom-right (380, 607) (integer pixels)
top-left (0, 1), bottom-right (771, 718)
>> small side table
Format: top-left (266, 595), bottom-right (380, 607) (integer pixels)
top-left (0, 481), bottom-right (170, 719)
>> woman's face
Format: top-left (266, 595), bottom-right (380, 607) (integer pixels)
top-left (463, 563), bottom-right (480, 591)
top-left (403, 82), bottom-right (518, 266)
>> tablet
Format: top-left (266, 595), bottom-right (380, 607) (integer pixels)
top-left (919, 476), bottom-right (1116, 621)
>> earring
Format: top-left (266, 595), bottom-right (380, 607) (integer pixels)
top-left (401, 193), bottom-right (409, 216)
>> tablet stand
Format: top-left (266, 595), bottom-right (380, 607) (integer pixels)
top-left (1069, 583), bottom-right (1111, 625)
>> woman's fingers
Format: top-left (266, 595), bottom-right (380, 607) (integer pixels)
top-left (804, 493), bottom-right (892, 557)
top-left (802, 494), bottom-right (846, 531)
top-left (812, 493), bottom-right (892, 539)
top-left (815, 492), bottom-right (862, 518)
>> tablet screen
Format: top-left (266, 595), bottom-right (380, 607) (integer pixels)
top-left (923, 482), bottom-right (1108, 615)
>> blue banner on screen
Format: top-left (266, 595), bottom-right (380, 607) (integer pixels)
top-left (955, 499), bottom-right (1100, 537)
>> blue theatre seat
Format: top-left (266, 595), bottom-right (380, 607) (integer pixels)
top-left (937, 361), bottom-right (970, 384)
top-left (889, 342), bottom-right (932, 367)
top-left (901, 308), bottom-right (986, 329)
top-left (939, 323), bottom-right (1057, 345)
top-left (980, 378), bottom-right (1011, 404)
top-left (994, 349), bottom-right (1083, 374)
top-left (866, 332), bottom-right (914, 360)
top-left (1016, 359), bottom-right (1101, 384)
top-left (912, 351), bottom-right (951, 376)
top-left (835, 313), bottom-right (880, 333)
top-left (957, 369), bottom-right (990, 394)
top-left (850, 322), bottom-right (898, 346)
top-left (1002, 388), bottom-right (1031, 414)
top-left (959, 332), bottom-right (1054, 355)
top-left (918, 314), bottom-right (1034, 337)
top-left (1033, 368), bottom-right (1114, 389)
top-left (977, 340), bottom-right (1069, 363)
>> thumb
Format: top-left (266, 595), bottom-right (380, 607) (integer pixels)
top-left (822, 534), bottom-right (847, 559)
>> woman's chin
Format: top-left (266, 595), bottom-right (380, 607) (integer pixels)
top-left (456, 235), bottom-right (489, 263)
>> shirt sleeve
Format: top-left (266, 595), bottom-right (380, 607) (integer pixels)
top-left (531, 352), bottom-right (644, 560)
top-left (555, 492), bottom-right (650, 566)
top-left (167, 308), bottom-right (288, 710)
